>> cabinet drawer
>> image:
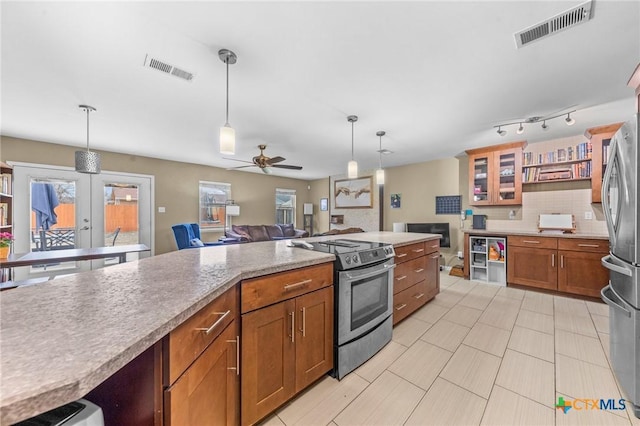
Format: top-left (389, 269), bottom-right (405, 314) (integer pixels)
top-left (393, 280), bottom-right (430, 325)
top-left (395, 242), bottom-right (427, 263)
top-left (394, 256), bottom-right (427, 294)
top-left (558, 238), bottom-right (609, 253)
top-left (508, 235), bottom-right (557, 249)
top-left (424, 239), bottom-right (440, 254)
top-left (241, 263), bottom-right (333, 313)
top-left (166, 285), bottom-right (238, 385)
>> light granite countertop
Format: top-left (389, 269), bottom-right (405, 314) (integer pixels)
top-left (0, 231), bottom-right (437, 424)
top-left (462, 228), bottom-right (610, 240)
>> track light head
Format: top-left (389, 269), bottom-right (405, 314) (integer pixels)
top-left (541, 120), bottom-right (549, 131)
top-left (497, 126), bottom-right (506, 136)
top-left (516, 123), bottom-right (524, 134)
top-left (565, 113), bottom-right (575, 126)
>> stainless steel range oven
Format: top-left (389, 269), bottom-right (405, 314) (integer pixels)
top-left (300, 239), bottom-right (395, 379)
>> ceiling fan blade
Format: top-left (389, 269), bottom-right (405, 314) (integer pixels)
top-left (223, 157), bottom-right (254, 164)
top-left (266, 156), bottom-right (286, 164)
top-left (226, 165), bottom-right (257, 170)
top-left (272, 164), bottom-right (303, 170)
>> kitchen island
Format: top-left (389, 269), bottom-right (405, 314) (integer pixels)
top-left (0, 231), bottom-right (439, 425)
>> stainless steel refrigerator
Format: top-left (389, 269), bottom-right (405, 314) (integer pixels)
top-left (601, 113), bottom-right (640, 418)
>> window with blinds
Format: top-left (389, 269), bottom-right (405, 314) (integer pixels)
top-left (275, 188), bottom-right (296, 226)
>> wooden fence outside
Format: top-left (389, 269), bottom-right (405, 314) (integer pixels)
top-left (31, 204), bottom-right (139, 232)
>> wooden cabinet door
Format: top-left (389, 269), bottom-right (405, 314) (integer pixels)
top-left (294, 287), bottom-right (334, 391)
top-left (241, 300), bottom-right (295, 425)
top-left (164, 321), bottom-right (239, 426)
top-left (558, 250), bottom-right (610, 298)
top-left (469, 152), bottom-right (494, 206)
top-left (424, 251), bottom-right (440, 300)
top-left (507, 246), bottom-right (557, 290)
top-left (493, 147), bottom-right (522, 205)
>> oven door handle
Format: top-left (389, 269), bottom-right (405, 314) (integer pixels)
top-left (344, 263), bottom-right (396, 281)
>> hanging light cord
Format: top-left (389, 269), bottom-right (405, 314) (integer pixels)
top-left (225, 58), bottom-right (230, 125)
top-left (379, 135), bottom-right (383, 169)
top-left (85, 107), bottom-right (90, 152)
top-left (351, 120), bottom-right (355, 160)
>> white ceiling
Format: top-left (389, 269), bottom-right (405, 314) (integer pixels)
top-left (1, 1), bottom-right (639, 180)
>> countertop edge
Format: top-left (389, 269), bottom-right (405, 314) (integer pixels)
top-left (462, 229), bottom-right (610, 240)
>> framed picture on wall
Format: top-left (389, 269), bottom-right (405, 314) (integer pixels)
top-left (391, 193), bottom-right (401, 208)
top-left (320, 198), bottom-right (328, 211)
top-left (334, 177), bottom-right (373, 209)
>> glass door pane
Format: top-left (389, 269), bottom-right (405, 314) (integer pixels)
top-left (498, 152), bottom-right (516, 201)
top-left (472, 156), bottom-right (490, 202)
top-left (103, 183), bottom-right (139, 266)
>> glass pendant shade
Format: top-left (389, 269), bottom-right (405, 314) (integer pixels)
top-left (376, 168), bottom-right (385, 185)
top-left (220, 124), bottom-right (235, 155)
top-left (347, 160), bottom-right (358, 179)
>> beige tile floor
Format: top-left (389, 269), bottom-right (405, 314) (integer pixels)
top-left (261, 272), bottom-right (639, 426)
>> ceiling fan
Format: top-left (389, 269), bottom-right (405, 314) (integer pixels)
top-left (225, 144), bottom-right (303, 174)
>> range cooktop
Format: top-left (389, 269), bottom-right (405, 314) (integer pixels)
top-left (300, 239), bottom-right (395, 270)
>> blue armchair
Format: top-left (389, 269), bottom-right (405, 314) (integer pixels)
top-left (172, 223), bottom-right (220, 250)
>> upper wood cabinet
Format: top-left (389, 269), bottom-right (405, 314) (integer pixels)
top-left (586, 122), bottom-right (623, 203)
top-left (466, 141), bottom-right (526, 206)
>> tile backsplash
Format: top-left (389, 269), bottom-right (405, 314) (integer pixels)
top-left (484, 189), bottom-right (607, 235)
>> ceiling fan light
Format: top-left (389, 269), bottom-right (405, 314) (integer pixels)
top-left (220, 124), bottom-right (235, 155)
top-left (565, 113), bottom-right (575, 126)
top-left (516, 123), bottom-right (524, 134)
top-left (348, 160), bottom-right (358, 179)
top-left (376, 168), bottom-right (385, 185)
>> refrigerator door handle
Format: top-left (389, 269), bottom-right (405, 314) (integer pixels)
top-left (601, 284), bottom-right (632, 318)
top-left (601, 137), bottom-right (619, 249)
top-left (602, 254), bottom-right (633, 277)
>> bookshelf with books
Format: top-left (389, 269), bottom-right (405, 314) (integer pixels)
top-left (1, 162), bottom-right (12, 283)
top-left (522, 141), bottom-right (593, 184)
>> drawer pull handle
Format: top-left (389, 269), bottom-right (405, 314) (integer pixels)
top-left (523, 240), bottom-right (540, 244)
top-left (396, 253), bottom-right (408, 258)
top-left (578, 244), bottom-right (599, 248)
top-left (196, 310), bottom-right (231, 335)
top-left (226, 336), bottom-right (240, 376)
top-left (412, 248), bottom-right (425, 253)
top-left (431, 254), bottom-right (440, 259)
top-left (289, 311), bottom-right (295, 343)
top-left (414, 293), bottom-right (425, 299)
top-left (284, 279), bottom-right (313, 291)
top-left (431, 244), bottom-right (439, 248)
top-left (396, 275), bottom-right (407, 281)
top-left (300, 307), bottom-right (306, 337)
top-left (414, 268), bottom-right (425, 273)
top-left (395, 303), bottom-right (407, 311)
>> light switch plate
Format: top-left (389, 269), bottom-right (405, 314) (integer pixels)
top-left (158, 207), bottom-right (166, 213)
top-left (584, 211), bottom-right (593, 220)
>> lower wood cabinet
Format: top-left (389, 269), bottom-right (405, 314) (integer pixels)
top-left (507, 236), bottom-right (609, 297)
top-left (163, 285), bottom-right (240, 426)
top-left (241, 264), bottom-right (333, 426)
top-left (164, 320), bottom-right (239, 425)
top-left (393, 240), bottom-right (440, 324)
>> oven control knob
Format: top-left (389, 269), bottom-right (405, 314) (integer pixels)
top-left (344, 256), bottom-right (351, 264)
top-left (353, 255), bottom-right (359, 263)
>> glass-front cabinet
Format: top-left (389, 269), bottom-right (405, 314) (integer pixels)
top-left (467, 141), bottom-right (526, 206)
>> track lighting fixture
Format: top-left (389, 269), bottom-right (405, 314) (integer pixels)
top-left (493, 109), bottom-right (577, 136)
top-left (347, 115), bottom-right (358, 178)
top-left (219, 48), bottom-right (237, 155)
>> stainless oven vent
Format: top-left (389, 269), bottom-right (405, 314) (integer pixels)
top-left (514, 0), bottom-right (593, 48)
top-left (143, 54), bottom-right (194, 82)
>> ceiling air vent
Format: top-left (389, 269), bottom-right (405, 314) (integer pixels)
top-left (514, 0), bottom-right (593, 48)
top-left (144, 54), bottom-right (194, 82)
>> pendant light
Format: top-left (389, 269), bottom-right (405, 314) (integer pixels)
top-left (376, 131), bottom-right (386, 185)
top-left (347, 115), bottom-right (358, 178)
top-left (219, 48), bottom-right (237, 155)
top-left (75, 105), bottom-right (101, 174)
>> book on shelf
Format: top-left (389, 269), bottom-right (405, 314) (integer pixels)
top-left (0, 203), bottom-right (7, 226)
top-left (1, 174), bottom-right (11, 195)
top-left (522, 141), bottom-right (593, 165)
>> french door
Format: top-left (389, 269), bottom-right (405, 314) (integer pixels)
top-left (12, 163), bottom-right (153, 280)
